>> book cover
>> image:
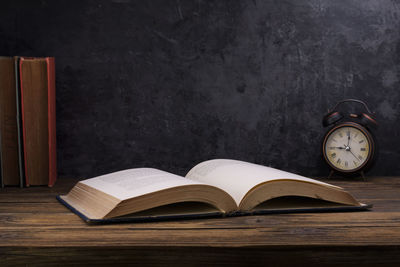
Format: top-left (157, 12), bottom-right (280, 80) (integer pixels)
top-left (0, 57), bottom-right (21, 186)
top-left (19, 57), bottom-right (57, 186)
top-left (57, 160), bottom-right (372, 224)
top-left (57, 195), bottom-right (371, 224)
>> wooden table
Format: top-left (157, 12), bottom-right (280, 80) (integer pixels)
top-left (1, 177), bottom-right (400, 266)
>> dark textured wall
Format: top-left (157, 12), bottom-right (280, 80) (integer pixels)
top-left (1, 0), bottom-right (400, 178)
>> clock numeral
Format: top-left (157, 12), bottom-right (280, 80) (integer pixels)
top-left (347, 131), bottom-right (350, 137)
top-left (337, 158), bottom-right (341, 164)
top-left (360, 148), bottom-right (366, 151)
top-left (338, 132), bottom-right (343, 138)
top-left (329, 146), bottom-right (336, 150)
top-left (358, 155), bottom-right (363, 160)
top-left (353, 161), bottom-right (358, 166)
top-left (354, 133), bottom-right (358, 138)
top-left (359, 140), bottom-right (364, 144)
top-left (332, 138), bottom-right (337, 143)
top-left (331, 153), bottom-right (336, 158)
top-left (345, 161), bottom-right (348, 167)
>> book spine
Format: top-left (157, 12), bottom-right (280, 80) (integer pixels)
top-left (0, 118), bottom-right (3, 188)
top-left (0, 58), bottom-right (3, 188)
top-left (0, 57), bottom-right (20, 186)
top-left (18, 58), bottom-right (29, 187)
top-left (0, 81), bottom-right (3, 187)
top-left (46, 57), bottom-right (57, 187)
top-left (14, 56), bottom-right (24, 188)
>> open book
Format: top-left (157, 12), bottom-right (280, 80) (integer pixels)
top-left (57, 159), bottom-right (371, 223)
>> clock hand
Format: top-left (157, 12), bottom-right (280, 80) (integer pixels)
top-left (343, 144), bottom-right (358, 160)
top-left (347, 134), bottom-right (350, 146)
top-left (349, 150), bottom-right (360, 161)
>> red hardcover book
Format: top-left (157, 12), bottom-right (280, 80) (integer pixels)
top-left (19, 57), bottom-right (57, 187)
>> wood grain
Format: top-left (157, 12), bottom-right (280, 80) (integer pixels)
top-left (0, 177), bottom-right (400, 266)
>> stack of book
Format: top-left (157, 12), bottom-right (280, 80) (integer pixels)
top-left (0, 57), bottom-right (57, 187)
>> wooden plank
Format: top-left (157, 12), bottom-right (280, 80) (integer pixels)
top-left (0, 212), bottom-right (399, 247)
top-left (0, 203), bottom-right (68, 213)
top-left (1, 177), bottom-right (400, 265)
top-left (1, 246), bottom-right (399, 266)
top-left (1, 211), bottom-right (400, 228)
top-left (0, 225), bottom-right (400, 247)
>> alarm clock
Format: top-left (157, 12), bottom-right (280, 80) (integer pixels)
top-left (322, 99), bottom-right (378, 178)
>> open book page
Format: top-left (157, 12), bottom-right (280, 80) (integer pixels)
top-left (81, 168), bottom-right (205, 201)
top-left (185, 159), bottom-right (341, 206)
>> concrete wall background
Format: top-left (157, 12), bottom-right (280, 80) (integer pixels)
top-left (1, 0), bottom-right (399, 178)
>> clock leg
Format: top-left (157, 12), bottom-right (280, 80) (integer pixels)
top-left (328, 170), bottom-right (334, 179)
top-left (360, 170), bottom-right (366, 181)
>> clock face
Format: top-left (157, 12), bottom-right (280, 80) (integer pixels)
top-left (323, 124), bottom-right (372, 172)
